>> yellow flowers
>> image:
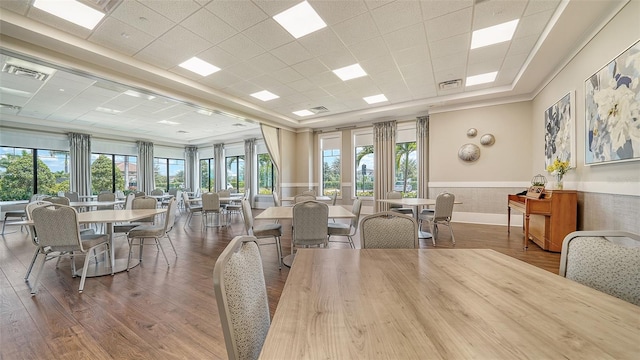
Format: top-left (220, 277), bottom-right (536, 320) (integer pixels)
top-left (546, 158), bottom-right (571, 177)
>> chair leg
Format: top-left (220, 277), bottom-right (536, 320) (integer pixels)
top-left (25, 248), bottom-right (40, 280)
top-left (347, 235), bottom-right (355, 249)
top-left (275, 236), bottom-right (282, 270)
top-left (448, 222), bottom-right (455, 244)
top-left (30, 253), bottom-right (47, 295)
top-left (165, 233), bottom-right (177, 256)
top-left (127, 237), bottom-right (135, 271)
top-left (430, 222), bottom-right (436, 246)
top-left (155, 238), bottom-right (170, 267)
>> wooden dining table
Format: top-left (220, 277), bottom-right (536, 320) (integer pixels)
top-left (260, 248), bottom-right (640, 359)
top-left (378, 197), bottom-right (462, 238)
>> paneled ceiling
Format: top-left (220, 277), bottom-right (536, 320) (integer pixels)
top-left (0, 0), bottom-right (626, 146)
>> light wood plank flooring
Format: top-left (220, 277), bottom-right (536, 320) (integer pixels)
top-left (1, 209), bottom-right (559, 359)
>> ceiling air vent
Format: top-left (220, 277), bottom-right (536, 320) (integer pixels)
top-left (2, 64), bottom-right (49, 81)
top-left (310, 106), bottom-right (329, 114)
top-left (438, 79), bottom-right (462, 90)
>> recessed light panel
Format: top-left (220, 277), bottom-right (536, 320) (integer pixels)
top-left (158, 120), bottom-right (180, 125)
top-left (33, 0), bottom-right (105, 30)
top-left (251, 90), bottom-right (279, 102)
top-left (363, 94), bottom-right (388, 104)
top-left (332, 64), bottom-right (367, 81)
top-left (273, 1), bottom-right (327, 39)
top-left (471, 19), bottom-right (519, 49)
top-left (466, 71), bottom-right (498, 86)
top-left (293, 110), bottom-right (314, 117)
top-left (179, 57), bottom-right (220, 77)
top-left (124, 90), bottom-right (155, 100)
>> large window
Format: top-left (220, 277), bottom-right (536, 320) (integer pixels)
top-left (257, 153), bottom-right (274, 194)
top-left (319, 133), bottom-right (341, 196)
top-left (200, 158), bottom-right (215, 192)
top-left (154, 158), bottom-right (185, 191)
top-left (353, 130), bottom-right (374, 198)
top-left (0, 146), bottom-right (69, 200)
top-left (394, 141), bottom-right (417, 198)
top-left (91, 153), bottom-right (137, 194)
top-left (225, 155), bottom-right (244, 192)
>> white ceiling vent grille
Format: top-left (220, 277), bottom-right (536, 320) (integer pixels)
top-left (310, 106), bottom-right (329, 114)
top-left (439, 79), bottom-right (462, 90)
top-left (2, 64), bottom-right (49, 81)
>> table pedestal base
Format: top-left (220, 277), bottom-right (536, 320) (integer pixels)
top-left (75, 258), bottom-right (140, 277)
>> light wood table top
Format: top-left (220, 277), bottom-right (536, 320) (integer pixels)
top-left (76, 209), bottom-right (165, 223)
top-left (282, 195), bottom-right (332, 202)
top-left (260, 249), bottom-right (640, 359)
top-left (69, 200), bottom-right (124, 208)
top-left (255, 205), bottom-right (354, 220)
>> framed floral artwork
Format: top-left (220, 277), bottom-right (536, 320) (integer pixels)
top-left (585, 40), bottom-right (640, 165)
top-left (545, 91), bottom-right (574, 168)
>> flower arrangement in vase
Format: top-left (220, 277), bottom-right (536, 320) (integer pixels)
top-left (546, 158), bottom-right (572, 190)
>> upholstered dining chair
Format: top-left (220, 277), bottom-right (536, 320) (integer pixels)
top-left (213, 235), bottom-right (270, 360)
top-left (150, 188), bottom-right (165, 196)
top-left (386, 191), bottom-right (412, 215)
top-left (360, 211), bottom-right (418, 249)
top-left (30, 204), bottom-right (110, 294)
top-left (64, 191), bottom-right (80, 203)
top-left (113, 196), bottom-right (158, 235)
top-left (241, 198), bottom-right (283, 269)
top-left (123, 193), bottom-right (135, 209)
top-left (24, 200), bottom-right (52, 281)
top-left (202, 192), bottom-right (225, 229)
top-left (293, 194), bottom-right (315, 203)
top-left (419, 192), bottom-right (455, 246)
top-left (182, 191), bottom-right (203, 229)
top-left (301, 189), bottom-right (316, 196)
top-left (559, 230), bottom-right (640, 306)
top-left (126, 197), bottom-right (178, 270)
top-left (292, 200), bottom-right (329, 253)
top-left (42, 196), bottom-right (70, 205)
top-left (327, 198), bottom-right (362, 249)
top-left (134, 191), bottom-right (146, 197)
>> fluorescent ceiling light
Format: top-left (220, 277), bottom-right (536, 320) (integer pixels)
top-left (293, 110), bottom-right (314, 117)
top-left (158, 120), bottom-right (180, 125)
top-left (273, 1), bottom-right (327, 39)
top-left (466, 71), bottom-right (498, 86)
top-left (471, 19), bottom-right (519, 49)
top-left (363, 94), bottom-right (388, 104)
top-left (333, 64), bottom-right (367, 81)
top-left (124, 90), bottom-right (155, 100)
top-left (33, 0), bottom-right (105, 30)
top-left (179, 57), bottom-right (220, 77)
top-left (95, 107), bottom-right (122, 114)
top-left (251, 90), bottom-right (279, 102)
top-left (196, 109), bottom-right (213, 116)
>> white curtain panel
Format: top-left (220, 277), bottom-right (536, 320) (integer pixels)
top-left (260, 124), bottom-right (281, 197)
top-left (68, 132), bottom-right (92, 196)
top-left (244, 138), bottom-right (256, 207)
top-left (184, 146), bottom-right (198, 192)
top-left (373, 121), bottom-right (397, 212)
top-left (214, 143), bottom-right (224, 191)
top-left (417, 116), bottom-right (430, 199)
top-left (136, 141), bottom-right (155, 194)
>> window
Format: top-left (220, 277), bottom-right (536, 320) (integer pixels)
top-left (395, 124), bottom-right (417, 198)
top-left (154, 157), bottom-right (185, 191)
top-left (0, 147), bottom-right (70, 200)
top-left (319, 133), bottom-right (341, 197)
top-left (353, 130), bottom-right (374, 198)
top-left (91, 153), bottom-right (137, 194)
top-left (115, 155), bottom-right (137, 192)
top-left (200, 158), bottom-right (214, 191)
top-left (257, 153), bottom-right (274, 194)
top-left (225, 155), bottom-right (244, 192)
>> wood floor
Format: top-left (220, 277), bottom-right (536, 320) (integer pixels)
top-left (0, 209), bottom-right (560, 359)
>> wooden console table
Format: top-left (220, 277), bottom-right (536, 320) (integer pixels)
top-left (508, 190), bottom-right (577, 252)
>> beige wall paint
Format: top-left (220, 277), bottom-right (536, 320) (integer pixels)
top-left (429, 101), bottom-right (533, 182)
top-left (532, 0), bottom-right (640, 194)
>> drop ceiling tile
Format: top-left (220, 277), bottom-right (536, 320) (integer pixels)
top-left (299, 28), bottom-right (346, 57)
top-left (400, 62), bottom-right (435, 84)
top-left (524, 0), bottom-right (561, 16)
top-left (252, 0), bottom-right (299, 17)
top-left (226, 81), bottom-right (262, 97)
top-left (287, 78), bottom-right (316, 92)
top-left (273, 67), bottom-right (305, 84)
top-left (311, 0), bottom-right (368, 25)
top-left (205, 0), bottom-right (268, 31)
top-left (466, 59), bottom-right (502, 77)
top-left (472, 0), bottom-right (527, 30)
top-left (139, 0), bottom-right (200, 23)
top-left (291, 58), bottom-right (329, 78)
top-left (468, 42), bottom-right (510, 64)
top-left (502, 53), bottom-right (528, 73)
top-left (301, 87), bottom-right (331, 101)
top-left (420, 0), bottom-right (473, 21)
top-left (425, 7), bottom-right (472, 43)
top-left (225, 62), bottom-right (264, 81)
top-left (181, 8), bottom-right (238, 45)
top-left (431, 52), bottom-right (467, 73)
top-left (218, 34), bottom-right (265, 61)
top-left (345, 76), bottom-right (379, 94)
top-left (308, 71), bottom-right (343, 88)
top-left (360, 55), bottom-right (397, 75)
top-left (495, 66), bottom-right (520, 86)
top-left (391, 45), bottom-right (431, 68)
top-left (248, 53), bottom-right (288, 73)
top-left (370, 68), bottom-right (403, 85)
top-left (428, 33), bottom-right (470, 59)
top-left (111, 0), bottom-right (175, 37)
top-left (271, 42), bottom-right (313, 66)
top-left (515, 9), bottom-right (554, 39)
top-left (321, 82), bottom-right (353, 97)
top-left (371, 0), bottom-right (423, 35)
top-left (433, 67), bottom-right (466, 84)
top-left (196, 46), bottom-right (239, 69)
top-left (349, 36), bottom-right (389, 62)
top-left (134, 26), bottom-right (212, 69)
top-left (383, 22), bottom-right (427, 52)
top-left (243, 19), bottom-right (294, 51)
top-left (332, 12), bottom-right (379, 46)
top-left (316, 48), bottom-right (357, 70)
top-left (89, 17), bottom-right (155, 56)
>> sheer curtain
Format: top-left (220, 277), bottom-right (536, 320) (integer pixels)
top-left (184, 146), bottom-right (198, 192)
top-left (137, 141), bottom-right (155, 194)
top-left (373, 121), bottom-right (397, 212)
top-left (416, 116), bottom-right (430, 199)
top-left (68, 132), bottom-right (92, 197)
top-left (260, 124), bottom-right (281, 197)
top-left (244, 138), bottom-right (256, 206)
top-left (214, 143), bottom-right (224, 191)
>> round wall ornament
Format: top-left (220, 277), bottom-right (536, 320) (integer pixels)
top-left (467, 128), bottom-right (477, 137)
top-left (458, 143), bottom-right (480, 162)
top-left (480, 134), bottom-right (495, 146)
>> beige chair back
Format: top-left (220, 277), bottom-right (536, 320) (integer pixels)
top-left (32, 204), bottom-right (83, 252)
top-left (124, 193), bottom-right (135, 209)
top-left (301, 189), bottom-right (316, 196)
top-left (272, 191), bottom-right (281, 207)
top-left (241, 198), bottom-right (254, 235)
top-left (131, 196), bottom-right (158, 223)
top-left (97, 192), bottom-right (116, 210)
top-left (386, 191), bottom-right (403, 209)
top-left (293, 201), bottom-right (328, 247)
top-left (202, 192), bottom-right (222, 212)
top-left (560, 231), bottom-right (640, 306)
top-left (42, 196), bottom-right (70, 205)
top-left (294, 194), bottom-right (315, 203)
top-left (213, 235), bottom-right (270, 360)
top-left (433, 192), bottom-right (455, 222)
top-left (218, 189), bottom-right (231, 205)
top-left (64, 191), bottom-right (79, 202)
top-left (26, 201), bottom-right (53, 245)
top-left (151, 188), bottom-right (165, 196)
top-left (134, 191), bottom-right (146, 197)
top-left (360, 212), bottom-right (418, 249)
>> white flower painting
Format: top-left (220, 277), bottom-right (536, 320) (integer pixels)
top-left (545, 92), bottom-right (573, 168)
top-left (585, 40), bottom-right (640, 165)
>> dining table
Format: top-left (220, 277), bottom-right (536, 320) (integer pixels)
top-left (281, 195), bottom-right (332, 203)
top-left (378, 197), bottom-right (462, 238)
top-left (259, 248), bottom-right (640, 359)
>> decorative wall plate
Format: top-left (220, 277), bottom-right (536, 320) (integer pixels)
top-left (458, 143), bottom-right (480, 162)
top-left (480, 134), bottom-right (495, 146)
top-left (467, 128), bottom-right (477, 137)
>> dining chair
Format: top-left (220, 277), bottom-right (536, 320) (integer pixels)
top-left (360, 211), bottom-right (418, 249)
top-left (30, 204), bottom-right (111, 294)
top-left (42, 196), bottom-right (70, 205)
top-left (386, 191), bottom-right (413, 215)
top-left (241, 198), bottom-right (283, 269)
top-left (24, 200), bottom-right (52, 281)
top-left (202, 192), bottom-right (226, 230)
top-left (293, 194), bottom-right (315, 203)
top-left (64, 191), bottom-right (80, 202)
top-left (292, 200), bottom-right (329, 253)
top-left (327, 198), bottom-right (362, 249)
top-left (126, 197), bottom-right (178, 270)
top-left (2, 202), bottom-right (28, 235)
top-left (182, 191), bottom-right (203, 229)
top-left (150, 188), bottom-right (165, 196)
top-left (213, 235), bottom-right (270, 360)
top-left (419, 192), bottom-right (455, 246)
top-left (115, 190), bottom-right (125, 200)
top-left (301, 189), bottom-right (316, 196)
top-left (221, 189), bottom-right (242, 223)
top-left (134, 191), bottom-right (146, 197)
top-left (113, 196), bottom-right (158, 235)
top-left (559, 230), bottom-right (640, 306)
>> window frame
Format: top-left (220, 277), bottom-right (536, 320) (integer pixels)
top-left (318, 132), bottom-right (342, 198)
